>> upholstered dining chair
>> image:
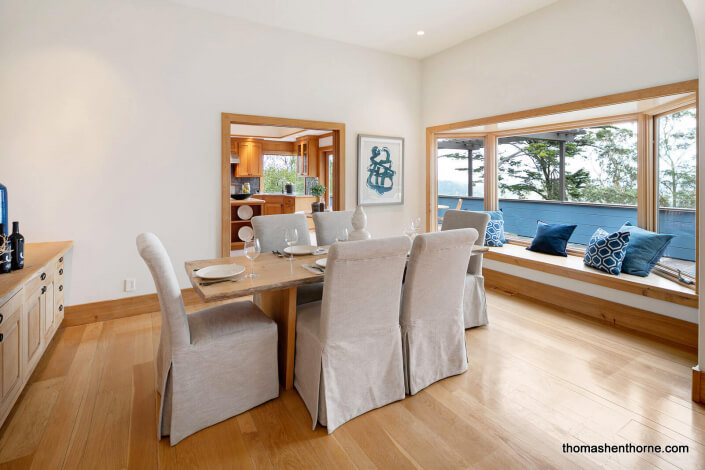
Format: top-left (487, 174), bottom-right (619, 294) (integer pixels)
top-left (136, 233), bottom-right (278, 446)
top-left (441, 210), bottom-right (491, 328)
top-left (251, 213), bottom-right (311, 253)
top-left (251, 213), bottom-right (319, 304)
top-left (294, 236), bottom-right (411, 433)
top-left (312, 211), bottom-right (354, 246)
top-left (400, 229), bottom-right (478, 395)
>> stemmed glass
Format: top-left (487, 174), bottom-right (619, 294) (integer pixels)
top-left (335, 227), bottom-right (349, 243)
top-left (244, 238), bottom-right (261, 278)
top-left (412, 217), bottom-right (422, 234)
top-left (284, 228), bottom-right (298, 262)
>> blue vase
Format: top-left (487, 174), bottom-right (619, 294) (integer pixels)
top-left (0, 182), bottom-right (6, 236)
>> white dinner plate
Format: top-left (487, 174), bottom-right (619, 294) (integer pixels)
top-left (237, 205), bottom-right (253, 220)
top-left (238, 225), bottom-right (254, 241)
top-left (315, 258), bottom-right (327, 268)
top-left (283, 245), bottom-right (318, 255)
top-left (194, 264), bottom-right (246, 279)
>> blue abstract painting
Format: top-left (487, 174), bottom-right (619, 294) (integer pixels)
top-left (358, 135), bottom-right (404, 205)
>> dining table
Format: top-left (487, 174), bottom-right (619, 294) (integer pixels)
top-left (185, 244), bottom-right (490, 390)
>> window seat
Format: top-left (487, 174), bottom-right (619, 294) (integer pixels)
top-left (484, 243), bottom-right (697, 308)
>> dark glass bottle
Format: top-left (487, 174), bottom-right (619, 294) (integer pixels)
top-left (9, 221), bottom-right (23, 270)
top-left (0, 223), bottom-right (11, 274)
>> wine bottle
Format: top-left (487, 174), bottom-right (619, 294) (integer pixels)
top-left (9, 221), bottom-right (23, 270)
top-left (0, 223), bottom-right (11, 274)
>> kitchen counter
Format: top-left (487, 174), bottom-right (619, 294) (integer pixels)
top-left (230, 198), bottom-right (265, 206)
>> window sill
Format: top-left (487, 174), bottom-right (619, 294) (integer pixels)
top-left (484, 242), bottom-right (698, 308)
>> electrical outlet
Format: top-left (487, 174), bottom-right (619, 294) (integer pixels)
top-left (124, 278), bottom-right (136, 292)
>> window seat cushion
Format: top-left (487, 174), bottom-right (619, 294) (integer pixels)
top-left (484, 242), bottom-right (696, 308)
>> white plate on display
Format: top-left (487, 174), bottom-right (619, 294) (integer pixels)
top-left (238, 225), bottom-right (254, 241)
top-left (315, 258), bottom-right (327, 268)
top-left (283, 245), bottom-right (318, 255)
top-left (194, 264), bottom-right (245, 279)
top-left (237, 205), bottom-right (253, 220)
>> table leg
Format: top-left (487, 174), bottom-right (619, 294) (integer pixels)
top-left (254, 287), bottom-right (297, 390)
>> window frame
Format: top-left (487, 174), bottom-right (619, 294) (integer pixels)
top-left (427, 80), bottom-right (698, 288)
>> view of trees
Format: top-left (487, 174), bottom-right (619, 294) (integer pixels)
top-left (658, 109), bottom-right (697, 209)
top-left (262, 155), bottom-right (305, 194)
top-left (438, 114), bottom-right (696, 208)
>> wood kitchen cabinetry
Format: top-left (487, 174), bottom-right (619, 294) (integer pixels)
top-left (0, 242), bottom-right (72, 427)
top-left (296, 136), bottom-right (319, 177)
top-left (233, 141), bottom-right (263, 177)
top-left (261, 195), bottom-right (295, 215)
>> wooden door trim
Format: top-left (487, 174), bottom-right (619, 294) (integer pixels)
top-left (221, 114), bottom-right (346, 256)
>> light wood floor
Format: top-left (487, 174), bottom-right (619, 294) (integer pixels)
top-left (0, 289), bottom-right (703, 469)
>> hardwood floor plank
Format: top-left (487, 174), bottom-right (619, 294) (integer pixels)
top-left (279, 389), bottom-right (356, 470)
top-left (0, 290), bottom-right (701, 470)
top-left (174, 418), bottom-right (254, 470)
top-left (235, 413), bottom-right (275, 470)
top-left (27, 322), bottom-right (104, 470)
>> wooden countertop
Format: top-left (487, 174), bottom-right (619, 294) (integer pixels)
top-left (230, 198), bottom-right (265, 205)
top-left (0, 241), bottom-right (73, 304)
top-left (257, 194), bottom-right (315, 198)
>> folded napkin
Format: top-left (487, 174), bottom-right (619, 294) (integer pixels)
top-left (302, 264), bottom-right (325, 275)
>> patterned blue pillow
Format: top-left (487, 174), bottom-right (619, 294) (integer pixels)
top-left (583, 228), bottom-right (630, 275)
top-left (485, 220), bottom-right (504, 247)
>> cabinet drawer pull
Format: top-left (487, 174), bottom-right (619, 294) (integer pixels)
top-left (41, 286), bottom-right (47, 294)
top-left (59, 305), bottom-right (63, 312)
top-left (59, 285), bottom-right (63, 292)
top-left (59, 256), bottom-right (64, 263)
top-left (0, 333), bottom-right (4, 342)
top-left (0, 314), bottom-right (3, 325)
top-left (59, 268), bottom-right (64, 275)
top-left (40, 273), bottom-right (46, 281)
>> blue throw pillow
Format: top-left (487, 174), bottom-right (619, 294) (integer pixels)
top-left (527, 221), bottom-right (577, 257)
top-left (619, 222), bottom-right (675, 276)
top-left (484, 220), bottom-right (504, 247)
top-left (583, 228), bottom-right (630, 275)
top-left (482, 210), bottom-right (506, 242)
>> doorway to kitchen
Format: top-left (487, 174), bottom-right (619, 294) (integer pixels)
top-left (220, 113), bottom-right (346, 256)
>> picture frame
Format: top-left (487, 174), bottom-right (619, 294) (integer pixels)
top-left (357, 134), bottom-right (404, 206)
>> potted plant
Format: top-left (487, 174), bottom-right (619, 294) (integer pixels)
top-left (310, 183), bottom-right (326, 212)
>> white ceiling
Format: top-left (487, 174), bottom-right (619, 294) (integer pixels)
top-left (230, 124), bottom-right (329, 141)
top-left (170, 0), bottom-right (559, 58)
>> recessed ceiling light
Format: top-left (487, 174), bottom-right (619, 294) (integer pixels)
top-left (416, 30), bottom-right (425, 36)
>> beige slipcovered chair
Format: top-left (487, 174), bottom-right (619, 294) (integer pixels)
top-left (136, 233), bottom-right (278, 446)
top-left (312, 211), bottom-right (354, 246)
top-left (441, 210), bottom-right (491, 328)
top-left (294, 236), bottom-right (411, 433)
top-left (251, 213), bottom-right (311, 253)
top-left (401, 229), bottom-right (478, 395)
top-left (251, 213), bottom-right (319, 304)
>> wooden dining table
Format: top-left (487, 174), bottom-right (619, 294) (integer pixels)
top-left (185, 244), bottom-right (490, 390)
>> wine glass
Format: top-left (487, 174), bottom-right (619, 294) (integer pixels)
top-left (404, 222), bottom-right (416, 241)
top-left (244, 238), bottom-right (261, 278)
top-left (335, 227), bottom-right (349, 243)
top-left (284, 228), bottom-right (299, 261)
top-left (412, 217), bottom-right (422, 234)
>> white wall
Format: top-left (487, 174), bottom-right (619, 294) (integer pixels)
top-left (421, 0), bottom-right (698, 322)
top-left (422, 0), bottom-right (698, 127)
top-left (0, 0), bottom-right (423, 305)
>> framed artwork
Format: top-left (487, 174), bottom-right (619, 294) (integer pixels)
top-left (357, 134), bottom-right (404, 206)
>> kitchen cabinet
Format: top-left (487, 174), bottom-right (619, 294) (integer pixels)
top-left (234, 141), bottom-right (263, 177)
top-left (261, 195), bottom-right (295, 216)
top-left (0, 242), bottom-right (72, 426)
top-left (296, 136), bottom-right (319, 178)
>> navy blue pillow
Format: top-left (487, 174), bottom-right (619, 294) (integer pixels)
top-left (527, 221), bottom-right (577, 257)
top-left (619, 222), bottom-right (675, 276)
